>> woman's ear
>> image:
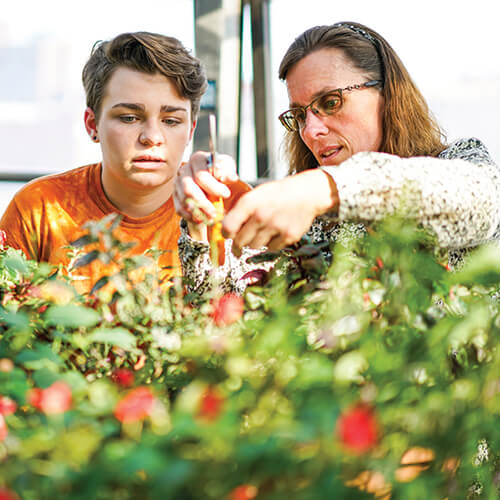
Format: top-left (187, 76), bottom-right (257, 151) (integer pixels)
top-left (84, 107), bottom-right (99, 142)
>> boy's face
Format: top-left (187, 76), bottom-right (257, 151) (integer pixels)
top-left (85, 67), bottom-right (195, 194)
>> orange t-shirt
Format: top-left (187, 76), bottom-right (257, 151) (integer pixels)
top-left (0, 163), bottom-right (182, 295)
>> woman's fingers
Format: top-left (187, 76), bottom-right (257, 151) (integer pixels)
top-left (223, 169), bottom-right (339, 252)
top-left (222, 189), bottom-right (263, 239)
top-left (230, 218), bottom-right (269, 251)
top-left (266, 234), bottom-right (287, 251)
top-left (247, 227), bottom-right (280, 250)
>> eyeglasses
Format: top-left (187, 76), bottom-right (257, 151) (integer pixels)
top-left (278, 80), bottom-right (382, 132)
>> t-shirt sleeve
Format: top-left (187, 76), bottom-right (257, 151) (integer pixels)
top-left (0, 188), bottom-right (40, 260)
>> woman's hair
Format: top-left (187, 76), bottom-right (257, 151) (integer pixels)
top-left (82, 32), bottom-right (207, 122)
top-left (278, 22), bottom-right (447, 173)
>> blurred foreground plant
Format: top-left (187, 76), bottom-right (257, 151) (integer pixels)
top-left (0, 216), bottom-right (498, 499)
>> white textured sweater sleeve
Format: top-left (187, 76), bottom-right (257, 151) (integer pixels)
top-left (321, 150), bottom-right (500, 249)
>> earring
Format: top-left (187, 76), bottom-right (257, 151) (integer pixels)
top-left (93, 135), bottom-right (99, 143)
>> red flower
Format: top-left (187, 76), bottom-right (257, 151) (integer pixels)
top-left (229, 485), bottom-right (258, 500)
top-left (42, 381), bottom-right (72, 415)
top-left (27, 388), bottom-right (43, 408)
top-left (111, 368), bottom-right (135, 388)
top-left (198, 386), bottom-right (225, 421)
top-left (0, 396), bottom-right (17, 415)
top-left (211, 293), bottom-right (244, 326)
top-left (0, 230), bottom-right (7, 248)
top-left (27, 381), bottom-right (72, 415)
top-left (0, 488), bottom-right (20, 500)
top-left (336, 404), bottom-right (379, 454)
top-left (26, 285), bottom-right (42, 298)
top-left (37, 304), bottom-right (48, 314)
top-left (114, 386), bottom-right (155, 423)
top-left (0, 414), bottom-right (7, 441)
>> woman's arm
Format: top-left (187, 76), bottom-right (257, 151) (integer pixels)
top-left (223, 138), bottom-right (499, 252)
top-left (322, 139), bottom-right (500, 249)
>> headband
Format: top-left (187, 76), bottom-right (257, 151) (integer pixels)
top-left (333, 23), bottom-right (377, 44)
top-left (333, 22), bottom-right (385, 82)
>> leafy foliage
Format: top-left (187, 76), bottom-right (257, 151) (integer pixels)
top-left (0, 217), bottom-right (499, 499)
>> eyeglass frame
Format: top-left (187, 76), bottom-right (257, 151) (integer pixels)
top-left (278, 80), bottom-right (382, 132)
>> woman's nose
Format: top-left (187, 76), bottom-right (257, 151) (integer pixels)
top-left (301, 109), bottom-right (329, 140)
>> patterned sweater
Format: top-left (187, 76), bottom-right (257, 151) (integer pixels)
top-left (178, 138), bottom-right (500, 294)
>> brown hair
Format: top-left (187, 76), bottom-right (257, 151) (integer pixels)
top-left (278, 22), bottom-right (447, 173)
top-left (82, 32), bottom-right (207, 122)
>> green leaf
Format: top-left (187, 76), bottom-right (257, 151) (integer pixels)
top-left (52, 424), bottom-right (102, 468)
top-left (124, 255), bottom-right (152, 270)
top-left (333, 351), bottom-right (368, 385)
top-left (70, 234), bottom-right (96, 248)
top-left (448, 305), bottom-right (490, 346)
top-left (244, 289), bottom-right (267, 310)
top-left (45, 304), bottom-right (101, 328)
top-left (73, 249), bottom-right (100, 269)
top-left (2, 252), bottom-right (30, 274)
top-left (15, 344), bottom-right (63, 370)
top-left (89, 275), bottom-right (110, 296)
top-left (60, 370), bottom-right (88, 392)
top-left (87, 327), bottom-right (137, 350)
top-left (32, 367), bottom-right (60, 388)
top-left (295, 354), bottom-right (334, 387)
top-left (293, 244), bottom-right (321, 258)
top-left (246, 250), bottom-right (281, 264)
top-left (0, 308), bottom-right (30, 332)
top-left (0, 368), bottom-right (29, 399)
top-left (121, 445), bottom-right (169, 475)
top-left (451, 244), bottom-right (500, 286)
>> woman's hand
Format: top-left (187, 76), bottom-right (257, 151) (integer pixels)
top-left (222, 169), bottom-right (339, 253)
top-left (174, 151), bottom-right (239, 240)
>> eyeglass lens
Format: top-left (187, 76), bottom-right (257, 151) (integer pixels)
top-left (282, 90), bottom-right (343, 131)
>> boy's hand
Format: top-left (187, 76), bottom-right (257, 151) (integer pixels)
top-left (174, 151), bottom-right (239, 226)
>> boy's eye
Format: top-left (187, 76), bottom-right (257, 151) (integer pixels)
top-left (163, 117), bottom-right (181, 126)
top-left (120, 115), bottom-right (138, 123)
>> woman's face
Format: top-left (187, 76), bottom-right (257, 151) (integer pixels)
top-left (285, 48), bottom-right (384, 166)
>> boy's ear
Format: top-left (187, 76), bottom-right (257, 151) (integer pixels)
top-left (84, 107), bottom-right (99, 142)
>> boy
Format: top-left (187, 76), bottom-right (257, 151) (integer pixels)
top-left (0, 32), bottom-right (207, 294)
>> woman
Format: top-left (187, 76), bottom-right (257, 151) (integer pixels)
top-left (174, 22), bottom-right (500, 293)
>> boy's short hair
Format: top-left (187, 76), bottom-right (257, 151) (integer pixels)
top-left (82, 32), bottom-right (207, 122)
